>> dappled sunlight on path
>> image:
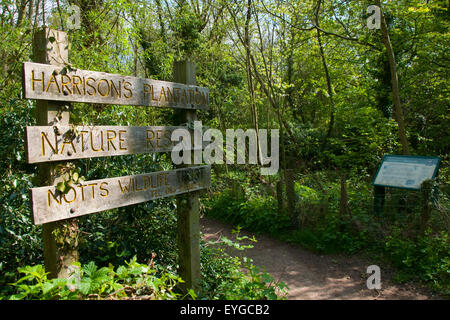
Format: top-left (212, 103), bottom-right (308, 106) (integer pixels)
top-left (201, 217), bottom-right (440, 300)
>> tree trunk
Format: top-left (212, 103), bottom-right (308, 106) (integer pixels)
top-left (285, 168), bottom-right (297, 227)
top-left (244, 0), bottom-right (263, 168)
top-left (375, 0), bottom-right (410, 155)
top-left (339, 173), bottom-right (352, 218)
top-left (16, 0), bottom-right (28, 27)
top-left (276, 180), bottom-right (284, 215)
top-left (314, 0), bottom-right (335, 152)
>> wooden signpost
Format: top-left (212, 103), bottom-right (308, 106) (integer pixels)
top-left (32, 28), bottom-right (77, 280)
top-left (174, 61), bottom-right (202, 292)
top-left (23, 62), bottom-right (209, 110)
top-left (31, 165), bottom-right (210, 225)
top-left (26, 125), bottom-right (203, 163)
top-left (24, 28), bottom-right (210, 291)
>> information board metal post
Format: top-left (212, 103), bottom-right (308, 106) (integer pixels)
top-left (32, 28), bottom-right (79, 279)
top-left (173, 61), bottom-right (201, 293)
top-left (419, 179), bottom-right (433, 236)
top-left (373, 185), bottom-right (385, 217)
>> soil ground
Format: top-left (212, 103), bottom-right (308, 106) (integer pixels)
top-left (201, 216), bottom-right (442, 300)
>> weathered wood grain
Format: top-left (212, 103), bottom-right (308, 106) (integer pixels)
top-left (32, 27), bottom-right (78, 279)
top-left (23, 62), bottom-right (209, 110)
top-left (174, 60), bottom-right (201, 292)
top-left (31, 165), bottom-right (211, 225)
top-left (26, 125), bottom-right (203, 163)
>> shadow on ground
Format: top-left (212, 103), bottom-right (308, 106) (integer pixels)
top-left (201, 216), bottom-right (441, 300)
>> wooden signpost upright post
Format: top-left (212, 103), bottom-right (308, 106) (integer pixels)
top-left (173, 61), bottom-right (201, 292)
top-left (32, 28), bottom-right (79, 279)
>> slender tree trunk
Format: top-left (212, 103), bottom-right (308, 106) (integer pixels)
top-left (314, 0), bottom-right (335, 152)
top-left (133, 40), bottom-right (138, 76)
top-left (285, 168), bottom-right (297, 227)
top-left (375, 0), bottom-right (410, 155)
top-left (33, 0), bottom-right (40, 30)
top-left (213, 95), bottom-right (229, 174)
top-left (418, 179), bottom-right (432, 237)
top-left (244, 0), bottom-right (262, 168)
top-left (16, 0), bottom-right (28, 26)
top-left (316, 27), bottom-right (335, 152)
top-left (27, 0), bottom-right (35, 22)
top-left (155, 0), bottom-right (166, 41)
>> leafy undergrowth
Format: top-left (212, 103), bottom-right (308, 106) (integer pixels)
top-left (2, 232), bottom-right (288, 300)
top-left (199, 228), bottom-right (289, 300)
top-left (203, 189), bottom-right (290, 235)
top-left (384, 229), bottom-right (450, 294)
top-left (5, 256), bottom-right (187, 300)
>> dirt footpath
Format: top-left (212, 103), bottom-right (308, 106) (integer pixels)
top-left (201, 217), bottom-right (441, 300)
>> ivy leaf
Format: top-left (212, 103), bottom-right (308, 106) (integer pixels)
top-left (56, 182), bottom-right (66, 193)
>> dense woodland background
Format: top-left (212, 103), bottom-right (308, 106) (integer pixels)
top-left (0, 0), bottom-right (448, 299)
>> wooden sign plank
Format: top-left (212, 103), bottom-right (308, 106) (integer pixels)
top-left (23, 62), bottom-right (209, 110)
top-left (31, 165), bottom-right (211, 225)
top-left (26, 125), bottom-right (203, 163)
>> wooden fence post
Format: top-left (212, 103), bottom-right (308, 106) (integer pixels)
top-left (276, 180), bottom-right (283, 215)
top-left (173, 60), bottom-right (201, 292)
top-left (32, 28), bottom-right (79, 279)
top-left (285, 168), bottom-right (297, 227)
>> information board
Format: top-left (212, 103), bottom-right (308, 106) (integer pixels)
top-left (372, 155), bottom-right (440, 190)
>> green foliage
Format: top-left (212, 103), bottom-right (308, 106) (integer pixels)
top-left (385, 229), bottom-right (450, 292)
top-left (170, 3), bottom-right (203, 60)
top-left (0, 101), bottom-right (42, 292)
top-left (294, 183), bottom-right (320, 202)
top-left (78, 203), bottom-right (179, 268)
top-left (1, 0), bottom-right (449, 300)
top-left (199, 229), bottom-right (288, 300)
top-left (5, 256), bottom-right (183, 300)
top-left (204, 189), bottom-right (290, 234)
top-left (55, 163), bottom-right (85, 194)
top-left (283, 213), bottom-right (370, 255)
